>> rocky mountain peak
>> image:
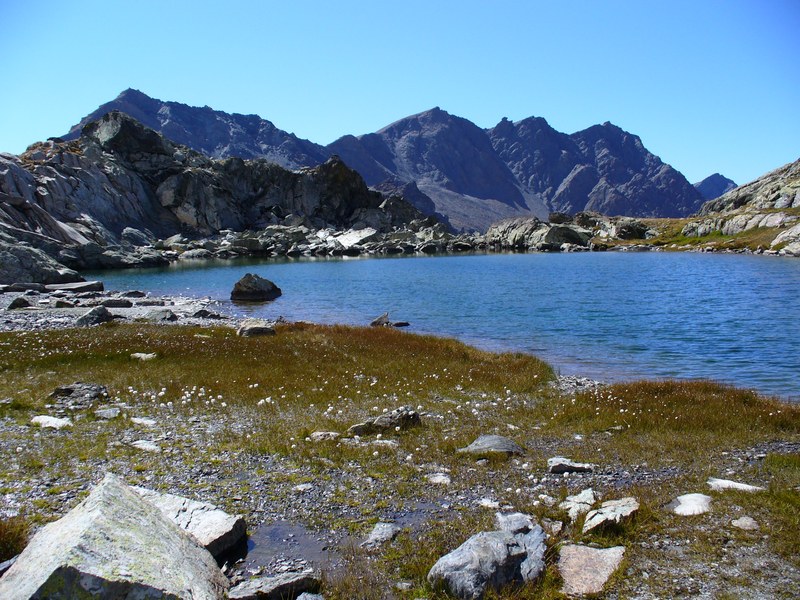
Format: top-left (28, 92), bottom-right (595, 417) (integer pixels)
top-left (694, 173), bottom-right (737, 200)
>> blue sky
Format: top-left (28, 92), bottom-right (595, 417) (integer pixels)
top-left (1, 0), bottom-right (797, 185)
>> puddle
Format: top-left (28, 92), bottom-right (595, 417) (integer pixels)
top-left (240, 521), bottom-right (346, 576)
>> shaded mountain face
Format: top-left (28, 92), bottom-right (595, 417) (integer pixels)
top-left (63, 88), bottom-right (328, 169)
top-left (488, 117), bottom-right (705, 218)
top-left (64, 90), bottom-right (706, 231)
top-left (694, 173), bottom-right (737, 200)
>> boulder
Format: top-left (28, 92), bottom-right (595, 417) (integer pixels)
top-left (231, 273), bottom-right (282, 302)
top-left (143, 308), bottom-right (178, 322)
top-left (547, 456), bottom-right (595, 474)
top-left (76, 305), bottom-right (115, 327)
top-left (50, 382), bottom-right (108, 412)
top-left (133, 486), bottom-right (247, 558)
top-left (347, 405), bottom-right (421, 436)
top-left (237, 318), bottom-right (276, 337)
top-left (669, 493), bottom-right (712, 516)
top-left (0, 473), bottom-right (229, 599)
top-left (582, 497), bottom-right (639, 533)
top-left (101, 298), bottom-right (133, 308)
top-left (228, 571), bottom-right (321, 600)
top-left (7, 296), bottom-right (32, 309)
top-left (559, 488), bottom-right (596, 522)
top-left (457, 434), bottom-right (524, 457)
top-left (558, 545), bottom-right (625, 597)
top-left (131, 352), bottom-right (157, 361)
top-left (427, 525), bottom-right (546, 600)
top-left (31, 415), bottom-right (72, 429)
top-left (361, 522), bottom-right (401, 549)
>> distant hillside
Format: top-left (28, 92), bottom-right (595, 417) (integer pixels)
top-left (694, 173), bottom-right (737, 200)
top-left (63, 89), bottom-right (707, 231)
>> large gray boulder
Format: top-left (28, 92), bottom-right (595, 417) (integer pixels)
top-left (0, 231), bottom-right (82, 285)
top-left (231, 273), bottom-right (282, 302)
top-left (0, 473), bottom-right (229, 599)
top-left (75, 305), bottom-right (115, 327)
top-left (427, 524), bottom-right (546, 600)
top-left (133, 486), bottom-right (247, 558)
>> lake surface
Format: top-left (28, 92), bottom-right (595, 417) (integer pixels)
top-left (89, 252), bottom-right (800, 401)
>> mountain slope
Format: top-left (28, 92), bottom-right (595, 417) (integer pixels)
top-left (693, 173), bottom-right (737, 200)
top-left (63, 90), bottom-right (707, 230)
top-left (489, 117), bottom-right (705, 218)
top-left (63, 89), bottom-right (328, 169)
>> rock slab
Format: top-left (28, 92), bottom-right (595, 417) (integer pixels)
top-left (457, 434), bottom-right (524, 457)
top-left (582, 497), bottom-right (639, 533)
top-left (133, 486), bottom-right (247, 558)
top-left (670, 493), bottom-right (712, 516)
top-left (228, 571), bottom-right (320, 600)
top-left (707, 477), bottom-right (765, 493)
top-left (0, 473), bottom-right (229, 599)
top-left (558, 544), bottom-right (625, 597)
top-left (547, 456), bottom-right (595, 474)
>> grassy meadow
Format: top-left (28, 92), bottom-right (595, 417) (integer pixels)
top-left (0, 322), bottom-right (798, 598)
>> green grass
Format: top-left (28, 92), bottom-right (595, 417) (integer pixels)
top-left (0, 323), bottom-right (798, 597)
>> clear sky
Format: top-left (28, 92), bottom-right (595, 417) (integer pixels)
top-left (1, 0), bottom-right (797, 185)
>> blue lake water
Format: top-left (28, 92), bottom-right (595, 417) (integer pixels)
top-left (89, 252), bottom-right (800, 401)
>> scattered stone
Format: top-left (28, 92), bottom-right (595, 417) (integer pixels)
top-left (7, 296), bottom-right (32, 309)
top-left (120, 289), bottom-right (147, 298)
top-left (131, 352), bottom-right (157, 361)
top-left (427, 524), bottom-right (546, 600)
top-left (731, 516), bottom-right (759, 531)
top-left (31, 415), bottom-right (72, 429)
top-left (457, 434), bottom-right (524, 457)
top-left (131, 440), bottom-right (161, 453)
top-left (541, 518), bottom-right (563, 537)
top-left (50, 298), bottom-right (75, 308)
top-left (133, 486), bottom-right (247, 558)
top-left (101, 297), bottom-right (133, 308)
top-left (45, 281), bottom-right (104, 292)
top-left (237, 318), bottom-right (276, 337)
top-left (230, 273), bottom-right (282, 302)
top-left (548, 456), bottom-right (595, 474)
top-left (143, 308), bottom-right (178, 322)
top-left (582, 497), bottom-right (639, 533)
top-left (427, 473), bottom-right (452, 485)
top-left (76, 305), bottom-right (114, 326)
top-left (558, 544), bottom-right (625, 597)
top-left (94, 407), bottom-right (121, 420)
top-left (130, 417), bottom-right (157, 427)
top-left (707, 477), bottom-right (765, 493)
top-left (293, 483), bottom-right (314, 493)
top-left (308, 431), bottom-right (340, 442)
top-left (669, 493), bottom-right (712, 516)
top-left (192, 308), bottom-right (224, 319)
top-left (559, 488), bottom-right (596, 521)
top-left (347, 405), bottom-right (421, 436)
top-left (361, 522), bottom-right (401, 549)
top-left (228, 571), bottom-right (320, 600)
top-left (0, 474), bottom-right (229, 600)
top-left (50, 382), bottom-right (108, 411)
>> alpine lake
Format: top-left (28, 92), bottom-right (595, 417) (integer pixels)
top-left (87, 250), bottom-right (800, 402)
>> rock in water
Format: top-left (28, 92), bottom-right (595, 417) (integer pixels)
top-left (0, 473), bottom-right (229, 599)
top-left (231, 273), bottom-right (282, 302)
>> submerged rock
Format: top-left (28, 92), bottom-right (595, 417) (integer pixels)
top-left (0, 473), bottom-right (229, 599)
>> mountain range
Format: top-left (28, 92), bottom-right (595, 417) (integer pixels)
top-left (65, 89), bottom-right (710, 231)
